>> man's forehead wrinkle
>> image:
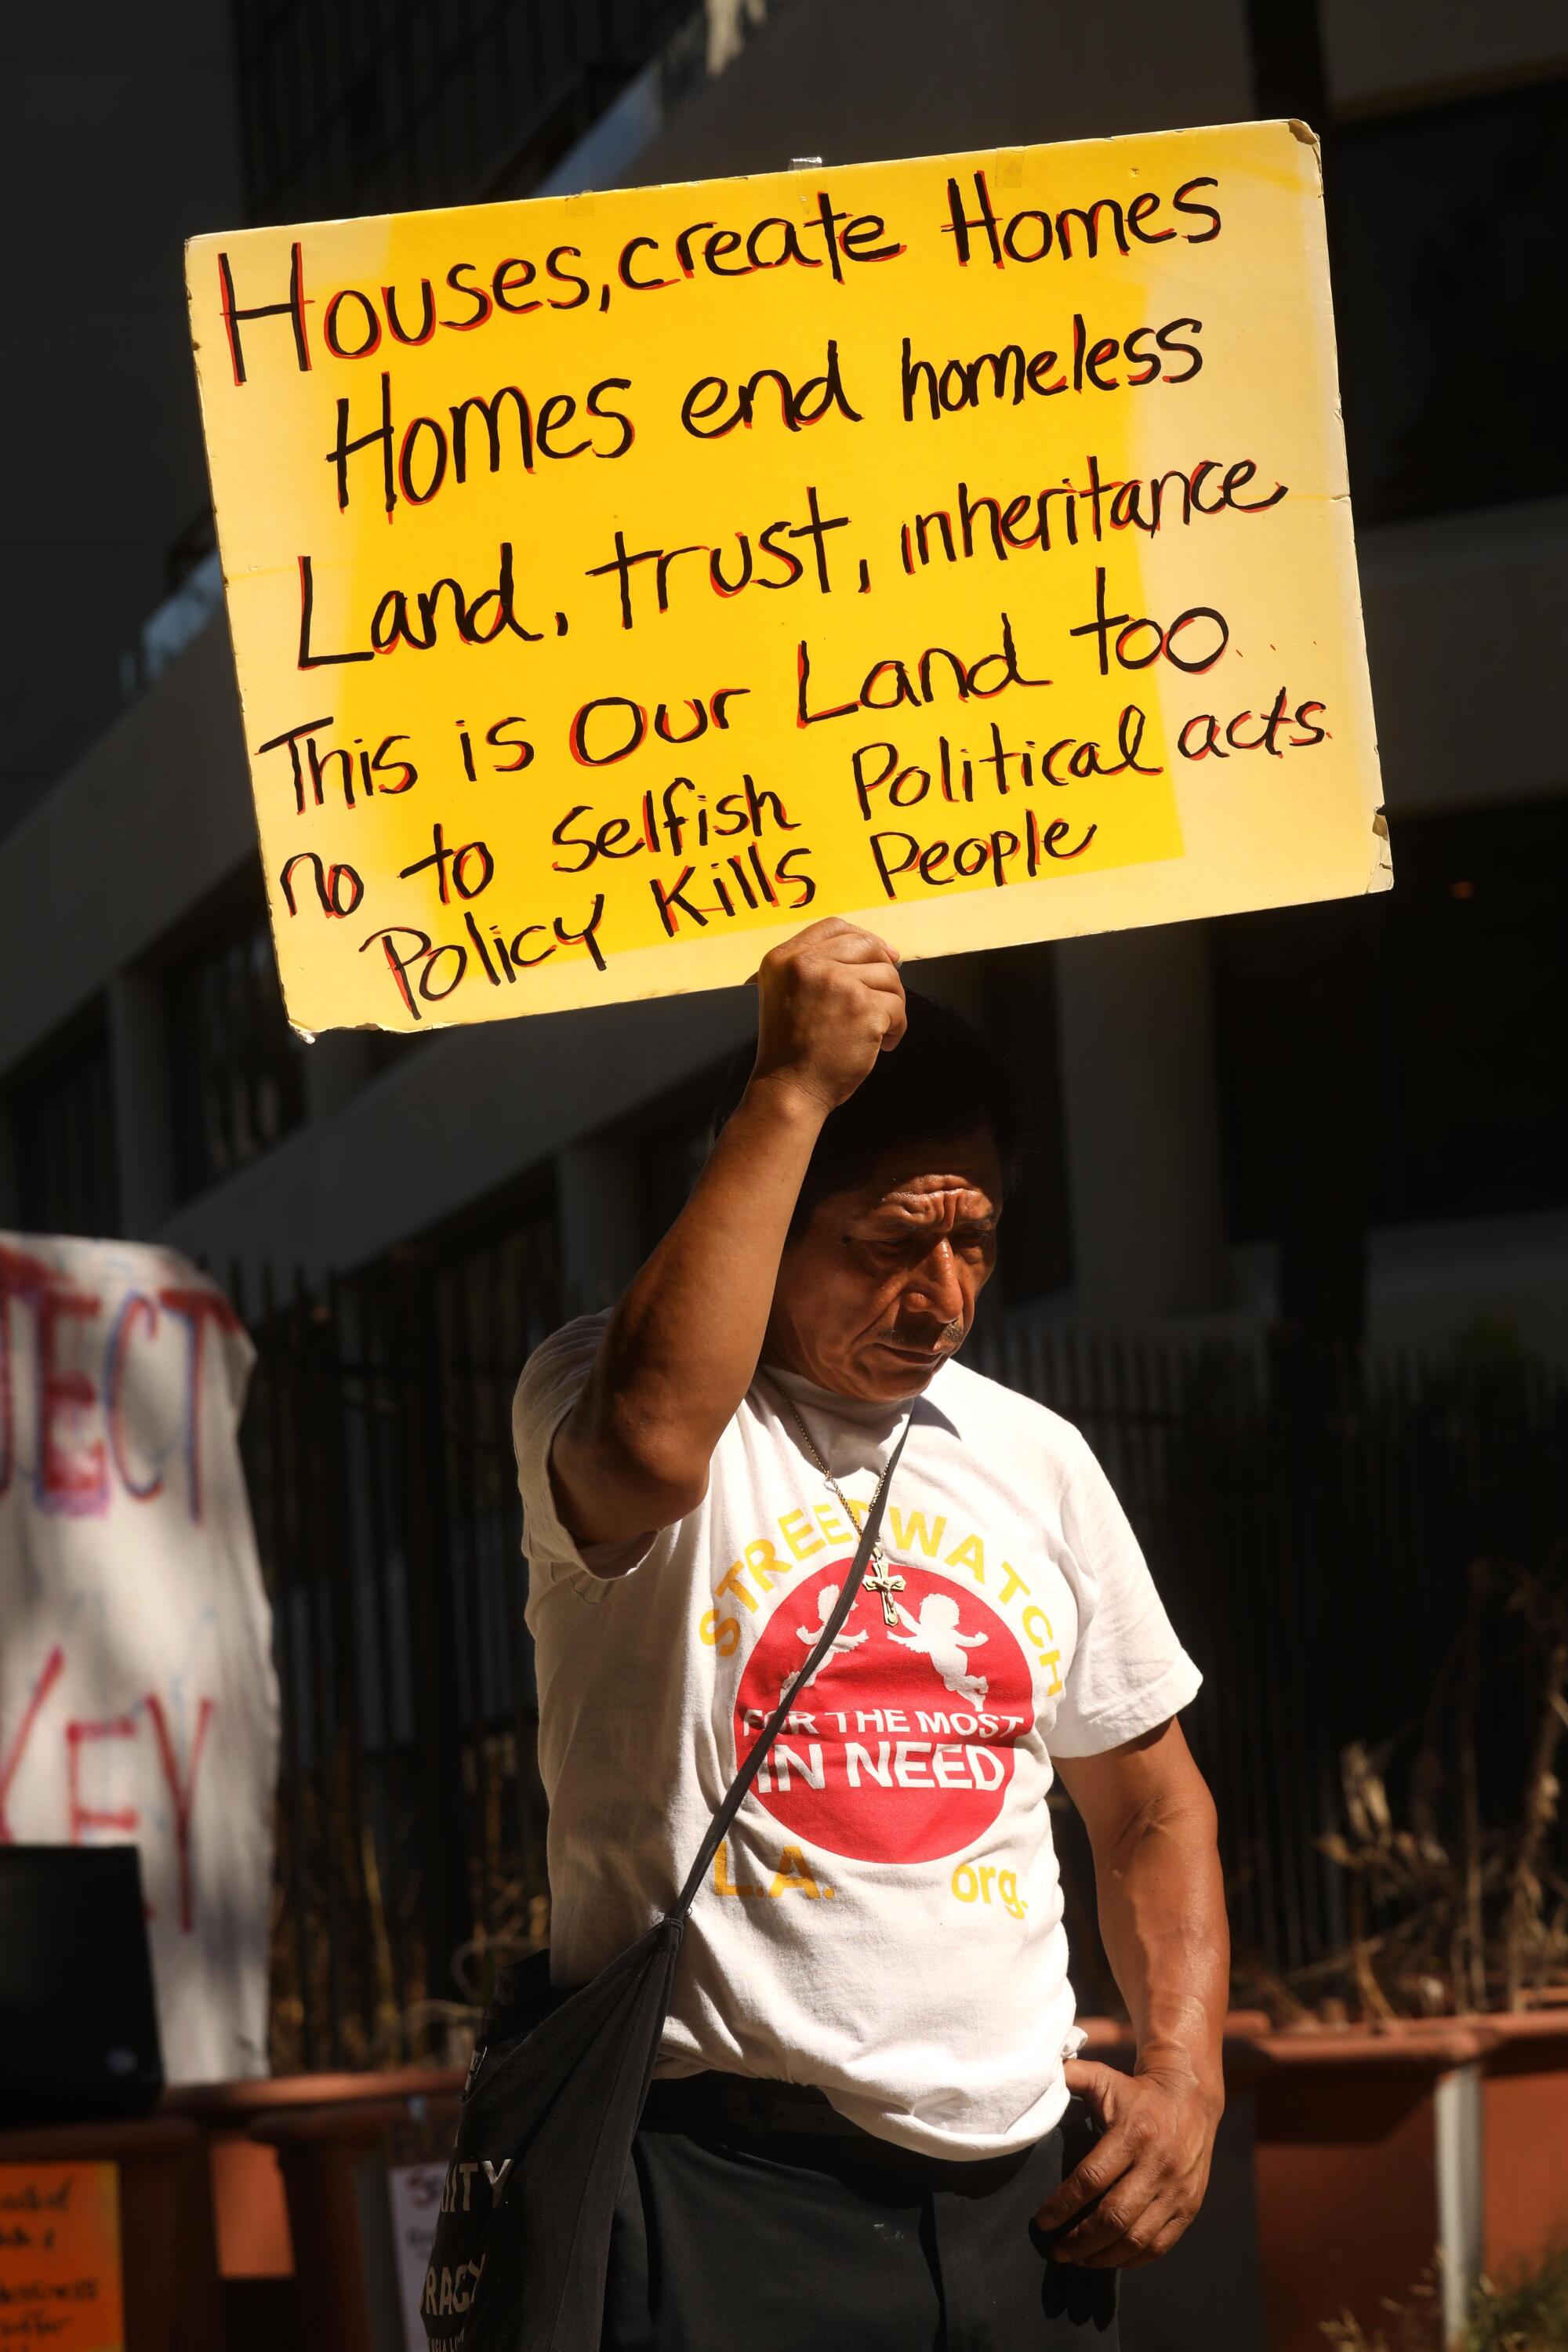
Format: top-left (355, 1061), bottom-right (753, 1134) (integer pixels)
top-left (880, 1173), bottom-right (985, 1202)
top-left (864, 1180), bottom-right (996, 1226)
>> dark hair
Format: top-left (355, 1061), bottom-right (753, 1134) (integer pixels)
top-left (710, 989), bottom-right (1029, 1234)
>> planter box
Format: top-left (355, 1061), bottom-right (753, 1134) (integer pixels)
top-left (165, 2067), bottom-right (462, 2352)
top-left (1251, 2023), bottom-right (1495, 2352)
top-left (0, 2112), bottom-right (219, 2352)
top-left (1478, 2013), bottom-right (1568, 2281)
top-left (252, 2076), bottom-right (463, 2352)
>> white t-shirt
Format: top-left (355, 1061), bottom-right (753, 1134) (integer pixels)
top-left (514, 1315), bottom-right (1201, 2161)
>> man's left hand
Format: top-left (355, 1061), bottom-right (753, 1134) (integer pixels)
top-left (1033, 2058), bottom-right (1222, 2270)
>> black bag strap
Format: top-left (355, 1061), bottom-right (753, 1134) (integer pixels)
top-left (673, 1414), bottom-right (910, 1920)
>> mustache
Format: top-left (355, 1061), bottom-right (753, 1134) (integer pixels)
top-left (881, 1315), bottom-right (966, 1352)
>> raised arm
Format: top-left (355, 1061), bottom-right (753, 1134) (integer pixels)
top-left (550, 919), bottom-right (906, 1549)
top-left (1036, 1719), bottom-right (1227, 2268)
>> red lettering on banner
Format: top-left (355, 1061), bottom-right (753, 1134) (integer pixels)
top-left (104, 1294), bottom-right (165, 1501)
top-left (157, 1288), bottom-right (241, 1523)
top-left (36, 1287), bottom-right (110, 1516)
top-left (66, 1713), bottom-right (139, 1841)
top-left (0, 1245), bottom-right (48, 1498)
top-left (0, 1644), bottom-right (65, 1841)
top-left (145, 1693), bottom-right (216, 1933)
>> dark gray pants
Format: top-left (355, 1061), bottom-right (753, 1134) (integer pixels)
top-left (603, 2082), bottom-right (1120, 2351)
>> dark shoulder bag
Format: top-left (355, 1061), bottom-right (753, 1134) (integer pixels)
top-left (422, 1421), bottom-right (909, 2352)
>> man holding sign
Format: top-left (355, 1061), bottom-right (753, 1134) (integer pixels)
top-left (187, 118), bottom-right (1380, 2342)
top-left (515, 916), bottom-right (1225, 2347)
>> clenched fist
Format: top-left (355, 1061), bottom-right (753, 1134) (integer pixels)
top-left (750, 918), bottom-right (906, 1116)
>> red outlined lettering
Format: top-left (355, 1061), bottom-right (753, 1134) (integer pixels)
top-left (156, 1288), bottom-right (241, 1524)
top-left (36, 1287), bottom-right (108, 1517)
top-left (103, 1294), bottom-right (164, 1502)
top-left (0, 1646), bottom-right (65, 1841)
top-left (219, 241), bottom-right (310, 386)
top-left (145, 1693), bottom-right (216, 1935)
top-left (67, 1714), bottom-right (139, 1842)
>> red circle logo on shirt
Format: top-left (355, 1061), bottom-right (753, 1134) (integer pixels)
top-left (733, 1560), bottom-right (1034, 1864)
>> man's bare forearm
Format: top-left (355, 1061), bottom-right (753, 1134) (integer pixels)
top-left (1040, 1731), bottom-right (1228, 2266)
top-left (1096, 1787), bottom-right (1228, 2100)
top-left (550, 920), bottom-right (906, 1548)
top-left (555, 1076), bottom-right (825, 1539)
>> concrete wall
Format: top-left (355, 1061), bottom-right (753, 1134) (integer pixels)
top-left (158, 978), bottom-right (756, 1294)
top-left (622, 0), bottom-right (1254, 184)
top-left (0, 620), bottom-right (253, 1076)
top-left (1359, 499), bottom-right (1568, 818)
top-left (1323, 0), bottom-right (1568, 112)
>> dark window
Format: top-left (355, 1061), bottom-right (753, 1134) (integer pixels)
top-left (1333, 80), bottom-right (1568, 522)
top-left (165, 895), bottom-right (306, 1199)
top-left (637, 1068), bottom-right (725, 1256)
top-left (1214, 798), bottom-right (1568, 1236)
top-left (977, 946), bottom-right (1072, 1305)
top-left (10, 1011), bottom-right (120, 1240)
top-left (234, 0), bottom-right (694, 227)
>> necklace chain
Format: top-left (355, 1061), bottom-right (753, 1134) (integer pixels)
top-left (774, 1389), bottom-right (863, 1530)
top-left (771, 1384), bottom-right (908, 1624)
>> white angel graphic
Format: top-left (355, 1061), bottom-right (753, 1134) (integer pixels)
top-left (888, 1592), bottom-right (989, 1705)
top-left (778, 1582), bottom-right (869, 1711)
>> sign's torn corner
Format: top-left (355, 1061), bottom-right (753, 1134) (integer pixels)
top-left (1368, 808), bottom-right (1394, 893)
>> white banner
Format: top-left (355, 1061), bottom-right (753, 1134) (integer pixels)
top-left (0, 1235), bottom-right (278, 2082)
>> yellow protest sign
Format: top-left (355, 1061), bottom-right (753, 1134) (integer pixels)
top-left (0, 2162), bottom-right (124, 2350)
top-left (188, 121), bottom-right (1387, 1033)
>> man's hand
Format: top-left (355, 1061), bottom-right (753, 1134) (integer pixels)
top-left (751, 917), bottom-right (906, 1116)
top-left (1044, 1720), bottom-right (1228, 2268)
top-left (1035, 2057), bottom-right (1221, 2270)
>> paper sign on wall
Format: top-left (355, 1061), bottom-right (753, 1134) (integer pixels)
top-left (188, 121), bottom-right (1388, 1034)
top-left (387, 2164), bottom-right (445, 2352)
top-left (0, 2163), bottom-right (125, 2350)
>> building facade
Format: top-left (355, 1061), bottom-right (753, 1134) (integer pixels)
top-left (2, 0), bottom-right (1566, 1363)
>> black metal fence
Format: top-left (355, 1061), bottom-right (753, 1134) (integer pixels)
top-left (238, 1230), bottom-right (561, 2071)
top-left (239, 1271), bottom-right (1568, 2066)
top-left (969, 1322), bottom-right (1568, 1997)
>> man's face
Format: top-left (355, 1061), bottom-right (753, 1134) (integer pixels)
top-left (768, 1128), bottom-right (1003, 1401)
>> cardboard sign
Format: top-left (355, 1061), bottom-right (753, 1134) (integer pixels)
top-left (0, 1239), bottom-right (278, 2083)
top-left (188, 122), bottom-right (1388, 1034)
top-left (0, 2163), bottom-right (124, 2350)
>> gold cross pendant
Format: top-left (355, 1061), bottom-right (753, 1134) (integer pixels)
top-left (864, 1547), bottom-right (906, 1627)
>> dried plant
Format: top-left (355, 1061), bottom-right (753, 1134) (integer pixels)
top-left (1467, 2239), bottom-right (1568, 2349)
top-left (1245, 1552), bottom-right (1568, 2025)
top-left (1319, 2264), bottom-right (1443, 2350)
top-left (270, 1721), bottom-right (549, 2071)
top-left (1321, 2241), bottom-right (1568, 2352)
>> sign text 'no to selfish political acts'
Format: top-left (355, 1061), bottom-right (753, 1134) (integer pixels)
top-left (188, 122), bottom-right (1388, 1033)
